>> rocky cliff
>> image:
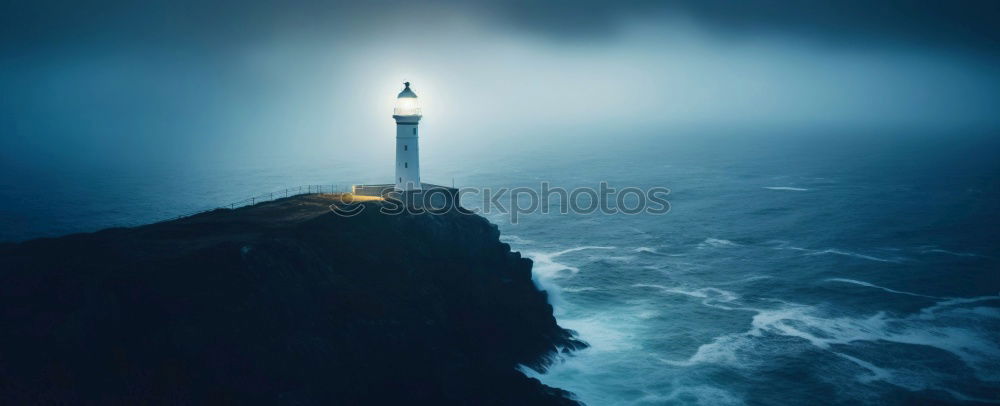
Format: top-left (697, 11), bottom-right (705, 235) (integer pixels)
top-left (0, 194), bottom-right (586, 404)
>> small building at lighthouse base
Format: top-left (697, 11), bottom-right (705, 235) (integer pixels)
top-left (351, 183), bottom-right (460, 209)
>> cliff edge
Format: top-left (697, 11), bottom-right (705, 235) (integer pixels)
top-left (0, 194), bottom-right (586, 404)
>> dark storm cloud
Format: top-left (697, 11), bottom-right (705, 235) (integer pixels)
top-left (2, 0), bottom-right (999, 56)
top-left (488, 1), bottom-right (1000, 52)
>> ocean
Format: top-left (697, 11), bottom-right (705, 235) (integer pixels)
top-left (2, 129), bottom-right (998, 405)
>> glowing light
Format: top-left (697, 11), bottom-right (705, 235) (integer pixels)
top-left (394, 97), bottom-right (421, 116)
top-left (341, 194), bottom-right (383, 202)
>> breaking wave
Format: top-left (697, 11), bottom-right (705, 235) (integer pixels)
top-left (824, 278), bottom-right (940, 299)
top-left (526, 246), bottom-right (616, 279)
top-left (779, 245), bottom-right (901, 263)
top-left (499, 234), bottom-right (534, 245)
top-left (920, 248), bottom-right (982, 258)
top-left (634, 284), bottom-right (741, 310)
top-left (717, 275), bottom-right (774, 285)
top-left (523, 246), bottom-right (616, 311)
top-left (633, 246), bottom-right (670, 256)
top-left (763, 186), bottom-right (809, 191)
top-left (661, 289), bottom-right (1000, 401)
top-left (806, 249), bottom-right (898, 262)
top-left (561, 286), bottom-right (598, 293)
top-left (698, 238), bottom-right (741, 249)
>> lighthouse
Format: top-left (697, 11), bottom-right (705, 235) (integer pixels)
top-left (393, 82), bottom-right (421, 191)
top-left (349, 82), bottom-right (458, 206)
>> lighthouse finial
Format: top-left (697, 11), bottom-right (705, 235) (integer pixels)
top-left (404, 81), bottom-right (410, 88)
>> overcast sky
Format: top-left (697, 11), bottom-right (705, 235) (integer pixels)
top-left (2, 0), bottom-right (998, 171)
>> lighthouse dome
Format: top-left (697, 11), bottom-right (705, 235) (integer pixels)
top-left (397, 82), bottom-right (418, 98)
top-left (394, 82), bottom-right (421, 116)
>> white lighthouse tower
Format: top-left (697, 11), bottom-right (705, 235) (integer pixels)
top-left (350, 82), bottom-right (457, 204)
top-left (393, 82), bottom-right (421, 191)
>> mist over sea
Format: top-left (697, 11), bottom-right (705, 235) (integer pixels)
top-left (2, 129), bottom-right (998, 404)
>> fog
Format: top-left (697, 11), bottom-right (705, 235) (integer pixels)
top-left (2, 1), bottom-right (998, 174)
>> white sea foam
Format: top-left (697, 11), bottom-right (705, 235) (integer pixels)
top-left (917, 294), bottom-right (1000, 319)
top-left (806, 248), bottom-right (897, 262)
top-left (763, 186), bottom-right (809, 191)
top-left (499, 234), bottom-right (534, 245)
top-left (661, 331), bottom-right (746, 367)
top-left (557, 311), bottom-right (644, 353)
top-left (835, 352), bottom-right (1000, 403)
top-left (699, 238), bottom-right (741, 249)
top-left (779, 245), bottom-right (901, 263)
top-left (835, 352), bottom-right (894, 384)
top-left (561, 286), bottom-right (598, 293)
top-left (921, 248), bottom-right (981, 257)
top-left (526, 246), bottom-right (616, 279)
top-left (633, 283), bottom-right (668, 290)
top-left (524, 246), bottom-right (616, 311)
top-left (602, 255), bottom-right (636, 263)
top-left (636, 309), bottom-right (660, 319)
top-left (824, 278), bottom-right (940, 299)
top-left (633, 246), bottom-right (685, 257)
top-left (634, 284), bottom-right (740, 310)
top-left (663, 292), bottom-right (1000, 397)
top-left (717, 275), bottom-right (774, 285)
top-left (550, 246), bottom-right (617, 257)
top-left (523, 302), bottom-right (663, 405)
top-left (527, 252), bottom-right (579, 279)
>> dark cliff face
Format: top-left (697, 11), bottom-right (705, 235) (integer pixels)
top-left (0, 195), bottom-right (586, 404)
